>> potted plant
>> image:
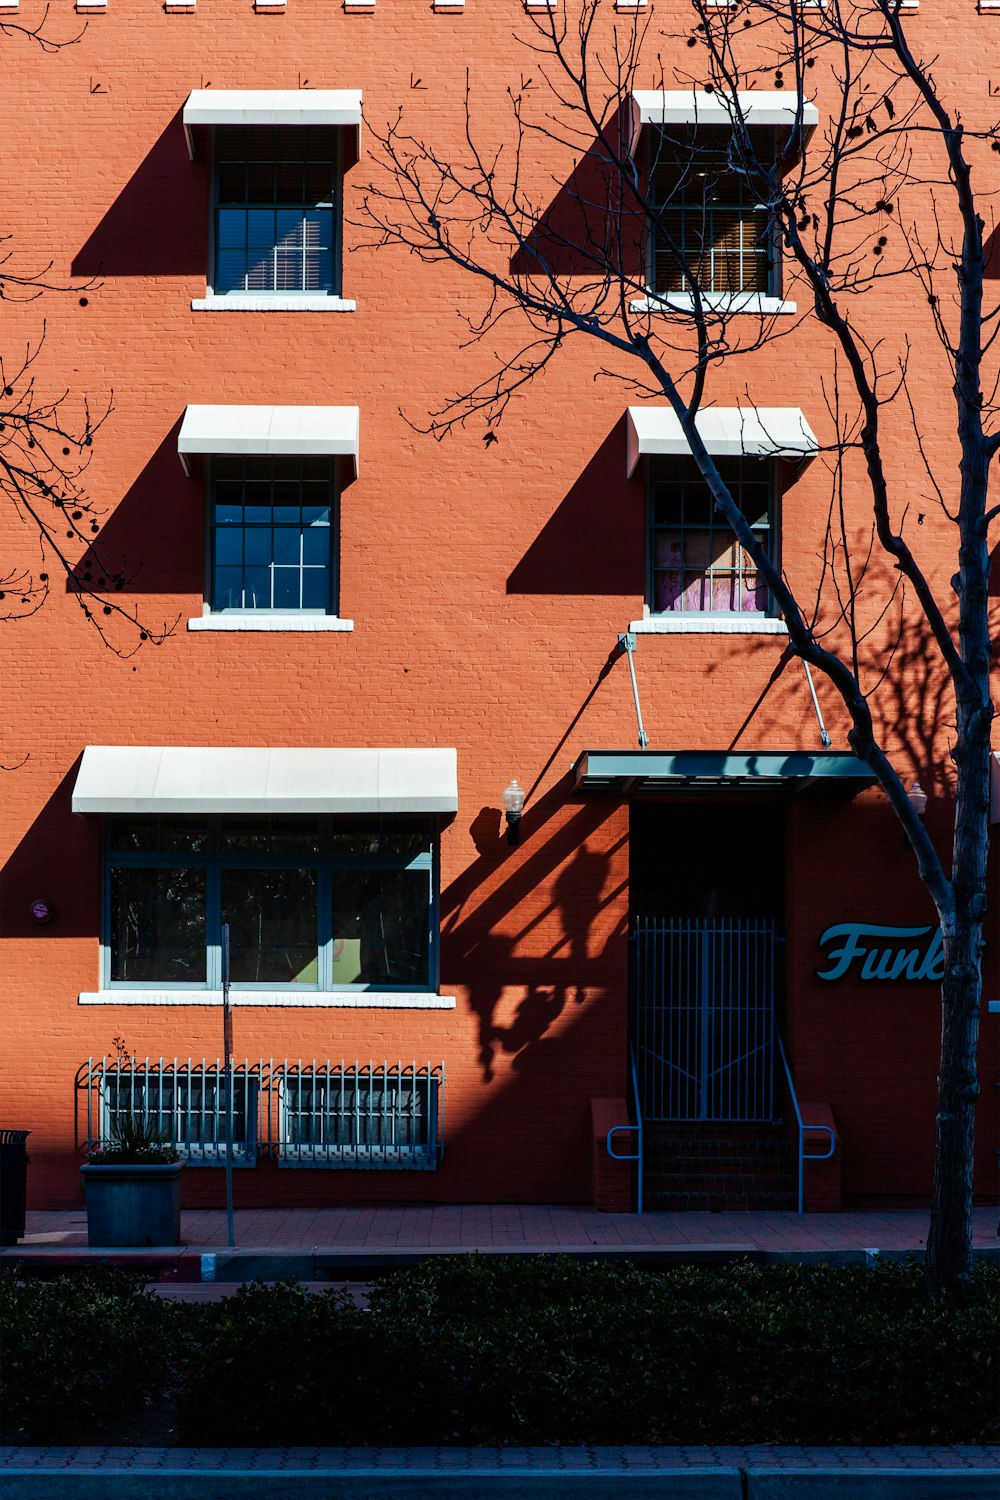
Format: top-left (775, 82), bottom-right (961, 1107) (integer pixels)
top-left (81, 1112), bottom-right (184, 1247)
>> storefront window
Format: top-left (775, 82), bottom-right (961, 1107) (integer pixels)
top-left (104, 815), bottom-right (436, 991)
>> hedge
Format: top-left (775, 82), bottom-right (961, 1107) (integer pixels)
top-left (3, 1258), bottom-right (997, 1446)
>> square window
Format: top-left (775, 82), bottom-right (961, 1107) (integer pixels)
top-left (650, 126), bottom-right (775, 297)
top-left (211, 125), bottom-right (341, 298)
top-left (209, 457), bottom-right (338, 616)
top-left (649, 456), bottom-right (776, 616)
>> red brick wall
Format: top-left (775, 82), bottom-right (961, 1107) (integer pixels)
top-left (0, 1), bottom-right (997, 1209)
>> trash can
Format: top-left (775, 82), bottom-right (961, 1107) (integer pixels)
top-left (0, 1129), bottom-right (31, 1245)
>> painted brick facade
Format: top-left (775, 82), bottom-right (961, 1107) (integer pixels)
top-left (0, 0), bottom-right (997, 1213)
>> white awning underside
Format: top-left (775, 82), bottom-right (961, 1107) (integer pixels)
top-left (630, 90), bottom-right (819, 144)
top-left (182, 89), bottom-right (363, 158)
top-left (626, 406), bottom-right (818, 477)
top-left (72, 747), bottom-right (458, 815)
top-left (177, 405), bottom-right (360, 477)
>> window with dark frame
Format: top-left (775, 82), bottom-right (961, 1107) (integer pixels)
top-left (214, 124), bottom-right (339, 296)
top-left (651, 125), bottom-right (774, 296)
top-left (105, 815), bottom-right (438, 992)
top-left (649, 456), bottom-right (775, 615)
top-left (211, 456), bottom-right (336, 613)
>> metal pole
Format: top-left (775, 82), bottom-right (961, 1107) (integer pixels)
top-left (222, 923), bottom-right (235, 1249)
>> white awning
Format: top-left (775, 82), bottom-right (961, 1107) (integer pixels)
top-left (72, 747), bottom-right (458, 815)
top-left (182, 89), bottom-right (363, 159)
top-left (177, 405), bottom-right (360, 478)
top-left (629, 90), bottom-right (818, 151)
top-left (626, 406), bottom-right (818, 477)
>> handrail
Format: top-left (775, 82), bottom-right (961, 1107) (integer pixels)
top-left (606, 1045), bottom-right (644, 1215)
top-left (774, 1027), bottom-right (835, 1215)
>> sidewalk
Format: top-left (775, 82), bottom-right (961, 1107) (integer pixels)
top-left (2, 1446), bottom-right (998, 1499)
top-left (4, 1204), bottom-right (998, 1282)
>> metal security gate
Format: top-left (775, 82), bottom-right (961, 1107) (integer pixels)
top-left (632, 916), bottom-right (777, 1122)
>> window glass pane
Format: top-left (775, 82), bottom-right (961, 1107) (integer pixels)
top-left (301, 568), bottom-right (329, 611)
top-left (215, 568), bottom-right (245, 610)
top-left (221, 816), bottom-right (320, 855)
top-left (243, 565), bottom-right (272, 609)
top-left (222, 867), bottom-right (318, 984)
top-left (108, 817), bottom-right (208, 854)
top-left (244, 528), bottom-right (273, 566)
top-left (110, 866), bottom-right (207, 983)
top-left (328, 817), bottom-right (433, 856)
top-left (216, 210), bottom-right (246, 249)
top-left (302, 525), bottom-right (329, 566)
top-left (652, 126), bottom-right (771, 295)
top-left (272, 568), bottom-right (300, 609)
top-left (215, 528), bottom-right (243, 567)
top-left (215, 250), bottom-right (249, 294)
top-left (332, 868), bottom-right (430, 988)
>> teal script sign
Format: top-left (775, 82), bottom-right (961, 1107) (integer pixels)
top-left (817, 923), bottom-right (943, 982)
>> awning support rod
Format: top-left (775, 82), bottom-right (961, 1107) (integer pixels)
top-left (802, 660), bottom-right (832, 748)
top-left (618, 633), bottom-right (650, 750)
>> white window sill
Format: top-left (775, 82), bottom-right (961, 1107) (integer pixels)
top-left (80, 990), bottom-right (456, 1009)
top-left (630, 616), bottom-right (789, 635)
top-left (188, 615), bottom-right (354, 633)
top-left (191, 295), bottom-right (357, 313)
top-left (631, 294), bottom-right (797, 316)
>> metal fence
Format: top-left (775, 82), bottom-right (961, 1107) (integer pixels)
top-left (632, 916), bottom-right (777, 1122)
top-left (77, 1056), bottom-right (444, 1170)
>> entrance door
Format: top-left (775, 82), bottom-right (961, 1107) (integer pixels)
top-left (629, 802), bottom-right (784, 1124)
top-left (632, 915), bottom-right (777, 1121)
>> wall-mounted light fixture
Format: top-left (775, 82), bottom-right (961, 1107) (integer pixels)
top-left (502, 779), bottom-right (525, 846)
top-left (907, 780), bottom-right (929, 818)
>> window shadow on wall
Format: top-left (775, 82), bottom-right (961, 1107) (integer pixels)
top-left (65, 422), bottom-right (203, 598)
top-left (1, 760), bottom-right (98, 940)
top-left (509, 107), bottom-right (643, 280)
top-left (72, 111), bottom-right (206, 278)
top-left (506, 417), bottom-right (642, 595)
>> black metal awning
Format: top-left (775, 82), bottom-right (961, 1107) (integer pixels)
top-left (573, 749), bottom-right (874, 796)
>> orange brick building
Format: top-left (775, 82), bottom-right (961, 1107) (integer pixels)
top-left (1, 0), bottom-right (997, 1215)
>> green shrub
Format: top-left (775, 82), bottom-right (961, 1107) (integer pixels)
top-left (0, 1269), bottom-right (189, 1443)
top-left (176, 1257), bottom-right (999, 1446)
top-left (175, 1280), bottom-right (373, 1446)
top-left (6, 1258), bottom-right (998, 1446)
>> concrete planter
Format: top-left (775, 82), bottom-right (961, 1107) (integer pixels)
top-left (80, 1161), bottom-right (184, 1247)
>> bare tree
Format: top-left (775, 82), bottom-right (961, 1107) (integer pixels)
top-left (358, 0), bottom-right (999, 1295)
top-left (1, 14), bottom-right (171, 656)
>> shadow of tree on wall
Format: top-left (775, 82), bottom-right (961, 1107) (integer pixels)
top-left (442, 778), bottom-right (627, 1083)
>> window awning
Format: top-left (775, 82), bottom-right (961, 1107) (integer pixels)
top-left (72, 747), bottom-right (458, 815)
top-left (182, 89), bottom-right (363, 159)
top-left (626, 406), bottom-right (818, 478)
top-left (177, 405), bottom-right (360, 478)
top-left (574, 750), bottom-right (873, 795)
top-left (628, 90), bottom-right (818, 154)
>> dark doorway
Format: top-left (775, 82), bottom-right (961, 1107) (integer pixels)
top-left (629, 800), bottom-right (785, 920)
top-left (629, 800), bottom-right (786, 1125)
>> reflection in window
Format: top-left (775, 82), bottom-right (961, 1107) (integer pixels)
top-left (104, 815), bottom-right (437, 991)
top-left (214, 126), bottom-right (337, 295)
top-left (652, 126), bottom-right (773, 296)
top-left (223, 866), bottom-right (319, 984)
top-left (212, 457), bottom-right (334, 614)
top-left (109, 866), bottom-right (207, 983)
top-left (650, 457), bottom-right (774, 615)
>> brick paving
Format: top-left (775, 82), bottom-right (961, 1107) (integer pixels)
top-left (10, 1203), bottom-right (1000, 1255)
